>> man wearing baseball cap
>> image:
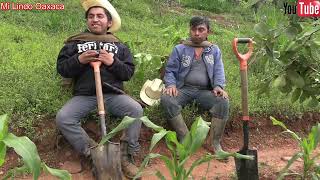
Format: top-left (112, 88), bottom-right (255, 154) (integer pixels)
top-left (55, 0), bottom-right (141, 178)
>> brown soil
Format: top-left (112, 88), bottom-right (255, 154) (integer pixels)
top-left (1, 113), bottom-right (320, 180)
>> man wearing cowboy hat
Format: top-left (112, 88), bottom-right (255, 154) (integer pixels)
top-left (55, 0), bottom-right (141, 178)
top-left (161, 16), bottom-right (229, 154)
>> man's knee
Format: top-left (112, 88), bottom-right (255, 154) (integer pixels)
top-left (126, 101), bottom-right (143, 118)
top-left (55, 109), bottom-right (67, 128)
top-left (160, 94), bottom-right (172, 106)
top-left (55, 108), bottom-right (76, 129)
top-left (209, 98), bottom-right (229, 120)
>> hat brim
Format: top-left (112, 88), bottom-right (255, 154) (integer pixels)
top-left (81, 0), bottom-right (121, 33)
top-left (140, 80), bottom-right (161, 106)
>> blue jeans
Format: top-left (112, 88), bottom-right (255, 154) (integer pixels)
top-left (160, 86), bottom-right (229, 120)
top-left (56, 94), bottom-right (143, 156)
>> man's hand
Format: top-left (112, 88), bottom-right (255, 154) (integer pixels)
top-left (212, 86), bottom-right (228, 99)
top-left (163, 86), bottom-right (178, 97)
top-left (97, 49), bottom-right (114, 66)
top-left (78, 50), bottom-right (99, 64)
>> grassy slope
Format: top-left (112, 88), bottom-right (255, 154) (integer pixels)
top-left (0, 0), bottom-right (317, 136)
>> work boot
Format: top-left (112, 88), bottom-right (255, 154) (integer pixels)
top-left (168, 114), bottom-right (189, 142)
top-left (120, 141), bottom-right (140, 179)
top-left (210, 117), bottom-right (227, 154)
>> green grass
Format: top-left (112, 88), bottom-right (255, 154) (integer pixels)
top-left (0, 0), bottom-right (318, 137)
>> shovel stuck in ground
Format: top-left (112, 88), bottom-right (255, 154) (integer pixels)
top-left (232, 38), bottom-right (259, 180)
top-left (90, 61), bottom-right (123, 180)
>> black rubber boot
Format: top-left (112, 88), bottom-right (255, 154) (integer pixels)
top-left (210, 117), bottom-right (227, 153)
top-left (168, 114), bottom-right (189, 142)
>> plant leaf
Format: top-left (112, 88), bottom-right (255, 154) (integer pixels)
top-left (149, 129), bottom-right (168, 151)
top-left (3, 133), bottom-right (41, 180)
top-left (140, 116), bottom-right (164, 132)
top-left (42, 163), bottom-right (71, 180)
top-left (270, 117), bottom-right (287, 130)
top-left (134, 153), bottom-right (163, 180)
top-left (271, 117), bottom-right (301, 143)
top-left (155, 170), bottom-right (166, 180)
top-left (100, 116), bottom-right (137, 145)
top-left (273, 75), bottom-right (286, 88)
top-left (186, 154), bottom-right (214, 177)
top-left (285, 26), bottom-right (299, 39)
top-left (309, 123), bottom-right (320, 150)
top-left (188, 117), bottom-right (210, 155)
top-left (286, 70), bottom-right (305, 88)
top-left (2, 164), bottom-right (29, 180)
top-left (277, 152), bottom-right (303, 180)
top-left (0, 142), bottom-right (6, 166)
top-left (160, 155), bottom-right (175, 178)
top-left (291, 88), bottom-right (302, 103)
top-left (0, 114), bottom-right (9, 141)
top-left (254, 22), bottom-right (270, 36)
top-left (307, 97), bottom-right (319, 108)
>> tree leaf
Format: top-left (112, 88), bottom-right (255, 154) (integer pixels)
top-left (299, 26), bottom-right (320, 39)
top-left (273, 51), bottom-right (281, 59)
top-left (299, 90), bottom-right (310, 103)
top-left (42, 163), bottom-right (71, 180)
top-left (0, 142), bottom-right (6, 166)
top-left (0, 114), bottom-right (9, 141)
top-left (285, 26), bottom-right (299, 39)
top-left (273, 75), bottom-right (286, 88)
top-left (254, 22), bottom-right (270, 36)
top-left (307, 97), bottom-right (319, 108)
top-left (286, 70), bottom-right (305, 88)
top-left (3, 133), bottom-right (41, 180)
top-left (291, 88), bottom-right (302, 103)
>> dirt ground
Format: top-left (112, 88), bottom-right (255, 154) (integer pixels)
top-left (1, 112), bottom-right (320, 180)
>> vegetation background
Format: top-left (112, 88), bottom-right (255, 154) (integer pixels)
top-left (0, 0), bottom-right (319, 139)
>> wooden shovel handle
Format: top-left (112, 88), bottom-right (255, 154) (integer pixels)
top-left (90, 61), bottom-right (107, 135)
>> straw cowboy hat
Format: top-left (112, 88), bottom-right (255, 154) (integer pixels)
top-left (81, 0), bottom-right (121, 33)
top-left (140, 79), bottom-right (165, 106)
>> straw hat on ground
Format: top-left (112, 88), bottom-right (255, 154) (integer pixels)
top-left (140, 79), bottom-right (165, 106)
top-left (81, 0), bottom-right (121, 33)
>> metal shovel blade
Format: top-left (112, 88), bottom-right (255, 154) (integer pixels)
top-left (235, 149), bottom-right (258, 180)
top-left (91, 141), bottom-right (123, 180)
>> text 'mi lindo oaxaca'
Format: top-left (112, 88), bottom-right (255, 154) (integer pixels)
top-left (0, 2), bottom-right (64, 11)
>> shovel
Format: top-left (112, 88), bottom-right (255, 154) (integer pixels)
top-left (232, 38), bottom-right (259, 180)
top-left (90, 61), bottom-right (123, 180)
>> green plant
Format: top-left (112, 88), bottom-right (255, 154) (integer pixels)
top-left (0, 114), bottom-right (71, 180)
top-left (271, 116), bottom-right (320, 179)
top-left (253, 7), bottom-right (320, 107)
top-left (98, 116), bottom-right (253, 179)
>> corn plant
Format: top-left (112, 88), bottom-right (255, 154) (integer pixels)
top-left (0, 114), bottom-right (71, 180)
top-left (99, 115), bottom-right (253, 179)
top-left (271, 116), bottom-right (320, 179)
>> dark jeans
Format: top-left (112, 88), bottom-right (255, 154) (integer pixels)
top-left (160, 86), bottom-right (229, 120)
top-left (56, 94), bottom-right (143, 156)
